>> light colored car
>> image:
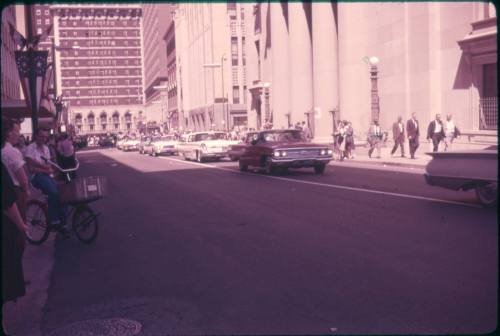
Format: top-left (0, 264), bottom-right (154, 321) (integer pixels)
top-left (116, 137), bottom-right (128, 150)
top-left (424, 145), bottom-right (498, 206)
top-left (177, 131), bottom-right (239, 162)
top-left (138, 136), bottom-right (153, 154)
top-left (122, 137), bottom-right (140, 152)
top-left (151, 135), bottom-right (179, 156)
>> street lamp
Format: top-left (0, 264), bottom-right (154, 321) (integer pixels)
top-left (363, 56), bottom-right (380, 122)
top-left (203, 54), bottom-right (228, 131)
top-left (50, 39), bottom-right (79, 133)
top-left (262, 82), bottom-right (270, 128)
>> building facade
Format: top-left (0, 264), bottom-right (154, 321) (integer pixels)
top-left (142, 3), bottom-right (173, 133)
top-left (1, 5), bottom-right (21, 102)
top-left (174, 3), bottom-right (248, 132)
top-left (45, 4), bottom-right (144, 135)
top-left (245, 2), bottom-right (497, 143)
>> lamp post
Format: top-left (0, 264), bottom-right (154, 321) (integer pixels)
top-left (50, 39), bottom-right (79, 133)
top-left (364, 56), bottom-right (380, 122)
top-left (263, 82), bottom-right (270, 128)
top-left (203, 54), bottom-right (227, 131)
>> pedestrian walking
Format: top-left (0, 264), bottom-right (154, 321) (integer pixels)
top-left (391, 116), bottom-right (406, 157)
top-left (2, 118), bottom-right (30, 221)
top-left (443, 113), bottom-right (460, 151)
top-left (427, 114), bottom-right (445, 152)
top-left (302, 121), bottom-right (312, 141)
top-left (2, 162), bottom-right (28, 336)
top-left (367, 120), bottom-right (383, 158)
top-left (406, 112), bottom-right (420, 159)
top-left (334, 121), bottom-right (346, 160)
top-left (344, 121), bottom-right (355, 159)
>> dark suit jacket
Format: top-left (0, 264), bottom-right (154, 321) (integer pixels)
top-left (392, 122), bottom-right (405, 140)
top-left (427, 120), bottom-right (445, 139)
top-left (406, 119), bottom-right (419, 138)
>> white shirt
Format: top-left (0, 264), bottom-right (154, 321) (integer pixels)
top-left (444, 120), bottom-right (455, 136)
top-left (24, 142), bottom-right (51, 177)
top-left (398, 123), bottom-right (403, 133)
top-left (1, 142), bottom-right (25, 186)
top-left (434, 120), bottom-right (442, 133)
top-left (373, 125), bottom-right (380, 135)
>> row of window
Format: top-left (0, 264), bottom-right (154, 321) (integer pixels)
top-left (60, 49), bottom-right (140, 57)
top-left (60, 29), bottom-right (140, 38)
top-left (62, 68), bottom-right (141, 77)
top-left (63, 78), bottom-right (141, 87)
top-left (60, 19), bottom-right (139, 27)
top-left (36, 18), bottom-right (51, 25)
top-left (61, 59), bottom-right (141, 67)
top-left (70, 97), bottom-right (143, 106)
top-left (35, 8), bottom-right (50, 16)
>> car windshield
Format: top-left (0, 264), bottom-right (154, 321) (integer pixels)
top-left (262, 130), bottom-right (305, 142)
top-left (194, 133), bottom-right (227, 141)
top-left (160, 136), bottom-right (175, 141)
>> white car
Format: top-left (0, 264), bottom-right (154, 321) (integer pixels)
top-left (116, 137), bottom-right (128, 150)
top-left (122, 138), bottom-right (140, 152)
top-left (177, 132), bottom-right (239, 162)
top-left (151, 135), bottom-right (179, 156)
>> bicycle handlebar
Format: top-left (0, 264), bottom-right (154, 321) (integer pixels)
top-left (41, 156), bottom-right (80, 173)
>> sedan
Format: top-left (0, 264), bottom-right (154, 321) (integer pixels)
top-left (238, 129), bottom-right (333, 174)
top-left (424, 145), bottom-right (498, 206)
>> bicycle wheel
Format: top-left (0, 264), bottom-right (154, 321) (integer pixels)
top-left (26, 199), bottom-right (50, 245)
top-left (72, 204), bottom-right (99, 244)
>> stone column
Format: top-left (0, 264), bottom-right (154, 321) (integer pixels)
top-left (270, 2), bottom-right (290, 129)
top-left (312, 2), bottom-right (339, 142)
top-left (288, 2), bottom-right (313, 127)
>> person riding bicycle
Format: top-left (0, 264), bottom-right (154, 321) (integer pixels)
top-left (24, 128), bottom-right (69, 234)
top-left (56, 133), bottom-right (77, 180)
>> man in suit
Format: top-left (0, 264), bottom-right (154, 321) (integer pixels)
top-left (406, 112), bottom-right (420, 159)
top-left (391, 116), bottom-right (406, 157)
top-left (367, 120), bottom-right (383, 158)
top-left (427, 114), bottom-right (445, 152)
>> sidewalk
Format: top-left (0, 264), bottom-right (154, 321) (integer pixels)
top-left (331, 139), bottom-right (495, 170)
top-left (4, 236), bottom-right (56, 336)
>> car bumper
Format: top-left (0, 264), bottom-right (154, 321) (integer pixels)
top-left (271, 157), bottom-right (331, 167)
top-left (156, 148), bottom-right (177, 154)
top-left (201, 152), bottom-right (227, 158)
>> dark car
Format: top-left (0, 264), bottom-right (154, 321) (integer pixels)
top-left (98, 135), bottom-right (115, 147)
top-left (73, 135), bottom-right (88, 150)
top-left (227, 132), bottom-right (258, 161)
top-left (238, 129), bottom-right (333, 174)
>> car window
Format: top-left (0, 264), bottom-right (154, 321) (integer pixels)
top-left (262, 131), bottom-right (305, 142)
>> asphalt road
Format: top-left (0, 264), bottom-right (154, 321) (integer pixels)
top-left (42, 149), bottom-right (497, 335)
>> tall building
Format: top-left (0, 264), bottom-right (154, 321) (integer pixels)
top-left (245, 2), bottom-right (497, 144)
top-left (174, 3), bottom-right (248, 132)
top-left (38, 4), bottom-right (145, 135)
top-left (1, 5), bottom-right (21, 102)
top-left (142, 3), bottom-right (173, 132)
top-left (163, 16), bottom-right (179, 130)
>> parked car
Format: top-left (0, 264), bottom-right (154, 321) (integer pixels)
top-left (138, 135), bottom-right (153, 154)
top-left (227, 132), bottom-right (258, 161)
top-left (116, 137), bottom-right (128, 150)
top-left (142, 136), bottom-right (158, 155)
top-left (177, 131), bottom-right (239, 162)
top-left (238, 129), bottom-right (333, 174)
top-left (424, 145), bottom-right (498, 206)
top-left (122, 137), bottom-right (140, 151)
top-left (151, 135), bottom-right (179, 156)
top-left (98, 135), bottom-right (115, 147)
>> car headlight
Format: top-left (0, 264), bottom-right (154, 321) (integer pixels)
top-left (281, 151), bottom-right (287, 157)
top-left (320, 149), bottom-right (326, 155)
top-left (327, 149), bottom-right (333, 155)
top-left (273, 151), bottom-right (281, 157)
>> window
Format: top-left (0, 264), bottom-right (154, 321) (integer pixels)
top-left (37, 28), bottom-right (42, 34)
top-left (45, 18), bottom-right (50, 25)
top-left (37, 19), bottom-right (41, 25)
top-left (36, 9), bottom-right (41, 15)
top-left (233, 86), bottom-right (240, 104)
top-left (45, 9), bottom-right (49, 15)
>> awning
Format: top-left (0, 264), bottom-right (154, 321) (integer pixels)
top-left (1, 98), bottom-right (56, 119)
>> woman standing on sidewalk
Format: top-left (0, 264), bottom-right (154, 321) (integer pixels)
top-left (2, 161), bottom-right (28, 335)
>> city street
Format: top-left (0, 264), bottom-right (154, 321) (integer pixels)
top-left (39, 149), bottom-right (497, 335)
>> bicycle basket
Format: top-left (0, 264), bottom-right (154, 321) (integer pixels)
top-left (59, 176), bottom-right (107, 203)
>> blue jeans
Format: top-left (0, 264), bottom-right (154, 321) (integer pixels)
top-left (31, 173), bottom-right (66, 224)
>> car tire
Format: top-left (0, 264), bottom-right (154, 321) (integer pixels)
top-left (475, 182), bottom-right (497, 207)
top-left (314, 164), bottom-right (326, 174)
top-left (264, 157), bottom-right (275, 175)
top-left (239, 160), bottom-right (248, 172)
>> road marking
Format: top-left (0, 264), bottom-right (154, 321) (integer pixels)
top-left (158, 157), bottom-right (481, 208)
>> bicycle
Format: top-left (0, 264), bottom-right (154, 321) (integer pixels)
top-left (25, 157), bottom-right (104, 245)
